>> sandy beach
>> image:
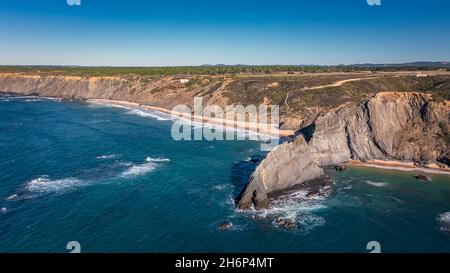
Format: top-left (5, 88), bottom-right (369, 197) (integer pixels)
top-left (88, 98), bottom-right (295, 138)
top-left (348, 159), bottom-right (450, 175)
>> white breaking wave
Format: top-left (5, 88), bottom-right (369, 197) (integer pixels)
top-left (242, 189), bottom-right (328, 232)
top-left (6, 157), bottom-right (170, 200)
top-left (437, 212), bottom-right (450, 232)
top-left (269, 190), bottom-right (328, 215)
top-left (295, 214), bottom-right (326, 232)
top-left (5, 176), bottom-right (86, 200)
top-left (25, 176), bottom-right (84, 193)
top-left (120, 157), bottom-right (170, 178)
top-left (212, 184), bottom-right (232, 191)
top-left (126, 109), bottom-right (170, 121)
top-left (88, 101), bottom-right (172, 121)
top-left (96, 154), bottom-right (118, 160)
top-left (6, 194), bottom-right (18, 200)
top-left (145, 157), bottom-right (170, 162)
top-left (364, 181), bottom-right (387, 187)
top-left (121, 162), bottom-right (157, 178)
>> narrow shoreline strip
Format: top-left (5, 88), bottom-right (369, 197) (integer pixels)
top-left (348, 160), bottom-right (450, 175)
top-left (87, 98), bottom-right (295, 138)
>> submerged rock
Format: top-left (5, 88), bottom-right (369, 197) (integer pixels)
top-left (237, 92), bottom-right (450, 210)
top-left (249, 158), bottom-right (260, 164)
top-left (275, 218), bottom-right (296, 229)
top-left (414, 174), bottom-right (432, 182)
top-left (271, 177), bottom-right (334, 200)
top-left (218, 221), bottom-right (233, 230)
top-left (305, 190), bottom-right (320, 198)
top-left (334, 164), bottom-right (347, 171)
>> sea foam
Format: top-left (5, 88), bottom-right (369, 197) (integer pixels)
top-left (126, 109), bottom-right (170, 121)
top-left (6, 176), bottom-right (86, 200)
top-left (96, 154), bottom-right (118, 160)
top-left (25, 176), bottom-right (84, 194)
top-left (121, 162), bottom-right (157, 178)
top-left (364, 181), bottom-right (387, 187)
top-left (242, 189), bottom-right (328, 232)
top-left (120, 157), bottom-right (170, 178)
top-left (145, 157), bottom-right (170, 162)
top-left (437, 212), bottom-right (450, 232)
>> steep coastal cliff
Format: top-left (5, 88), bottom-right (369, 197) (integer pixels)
top-left (237, 92), bottom-right (450, 210)
top-left (0, 73), bottom-right (230, 110)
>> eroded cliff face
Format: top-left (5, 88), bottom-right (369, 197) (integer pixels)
top-left (237, 92), bottom-right (450, 210)
top-left (0, 73), bottom-right (231, 110)
top-left (0, 73), bottom-right (128, 100)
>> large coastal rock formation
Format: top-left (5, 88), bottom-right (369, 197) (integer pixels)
top-left (237, 92), bottom-right (450, 210)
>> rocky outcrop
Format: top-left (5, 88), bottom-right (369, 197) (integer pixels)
top-left (236, 136), bottom-right (326, 210)
top-left (237, 92), bottom-right (450, 210)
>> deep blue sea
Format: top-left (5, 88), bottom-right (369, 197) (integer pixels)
top-left (1, 95), bottom-right (450, 253)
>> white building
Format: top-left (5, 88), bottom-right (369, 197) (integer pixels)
top-left (416, 73), bottom-right (428, 78)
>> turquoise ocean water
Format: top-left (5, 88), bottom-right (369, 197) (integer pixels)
top-left (1, 94), bottom-right (450, 253)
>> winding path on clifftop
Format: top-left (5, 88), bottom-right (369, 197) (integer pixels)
top-left (304, 76), bottom-right (381, 90)
top-left (285, 76), bottom-right (380, 108)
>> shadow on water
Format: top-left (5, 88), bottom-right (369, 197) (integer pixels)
top-left (230, 154), bottom-right (266, 199)
top-left (229, 136), bottom-right (295, 200)
top-left (296, 123), bottom-right (315, 143)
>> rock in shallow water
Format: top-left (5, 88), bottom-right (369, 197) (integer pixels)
top-left (414, 174), bottom-right (432, 182)
top-left (334, 164), bottom-right (347, 171)
top-left (275, 218), bottom-right (296, 229)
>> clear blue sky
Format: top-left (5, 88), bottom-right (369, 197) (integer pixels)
top-left (1, 0), bottom-right (449, 66)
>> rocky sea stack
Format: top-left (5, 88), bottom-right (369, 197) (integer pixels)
top-left (237, 92), bottom-right (450, 210)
